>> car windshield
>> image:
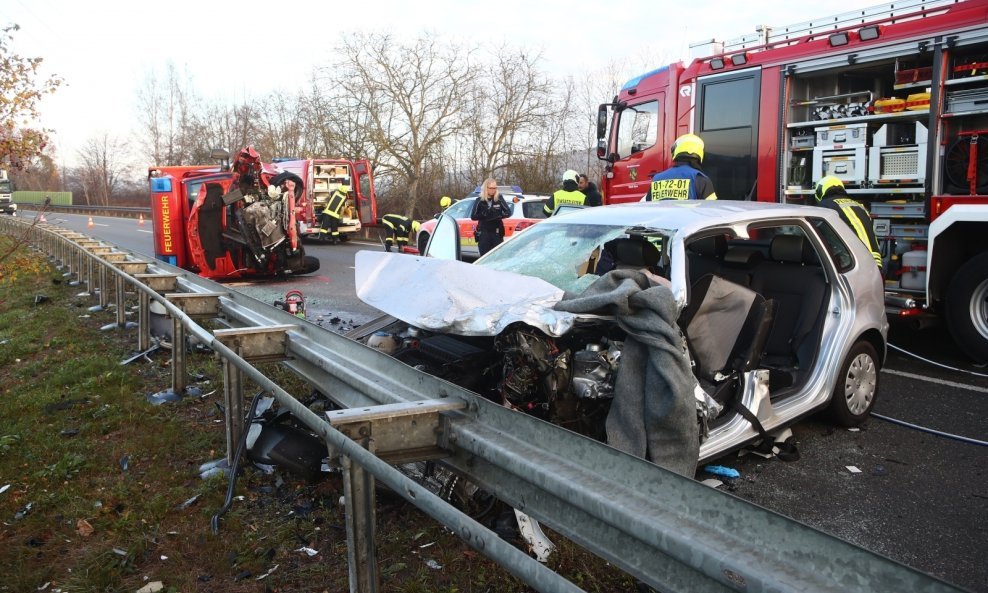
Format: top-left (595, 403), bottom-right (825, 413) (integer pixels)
top-left (477, 222), bottom-right (669, 293)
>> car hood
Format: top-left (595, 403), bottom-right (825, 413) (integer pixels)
top-left (355, 251), bottom-right (579, 337)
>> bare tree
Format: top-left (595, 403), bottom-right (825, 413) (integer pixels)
top-left (135, 63), bottom-right (201, 165)
top-left (74, 133), bottom-right (130, 206)
top-left (459, 46), bottom-right (556, 186)
top-left (321, 33), bottom-right (478, 216)
top-left (0, 24), bottom-right (63, 169)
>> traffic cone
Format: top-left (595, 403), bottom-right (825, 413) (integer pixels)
top-left (87, 216), bottom-right (94, 228)
top-left (138, 213), bottom-right (145, 226)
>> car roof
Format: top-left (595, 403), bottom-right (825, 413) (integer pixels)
top-left (542, 200), bottom-right (833, 234)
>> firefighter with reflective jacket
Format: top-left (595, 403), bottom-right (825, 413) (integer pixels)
top-left (380, 214), bottom-right (420, 252)
top-left (814, 176), bottom-right (883, 270)
top-left (645, 133), bottom-right (718, 201)
top-left (543, 170), bottom-right (588, 216)
top-left (319, 185), bottom-right (349, 244)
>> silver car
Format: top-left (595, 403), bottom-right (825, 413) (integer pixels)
top-left (355, 201), bottom-right (888, 465)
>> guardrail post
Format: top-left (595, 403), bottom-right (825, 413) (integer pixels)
top-left (134, 273), bottom-right (179, 352)
top-left (326, 400), bottom-right (467, 593)
top-left (98, 253), bottom-right (129, 326)
top-left (110, 260), bottom-right (148, 330)
top-left (212, 325), bottom-right (295, 465)
top-left (164, 292), bottom-right (226, 398)
top-left (341, 451), bottom-right (379, 593)
top-left (75, 240), bottom-right (101, 290)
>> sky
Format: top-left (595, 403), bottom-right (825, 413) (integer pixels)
top-left (1, 0), bottom-right (878, 170)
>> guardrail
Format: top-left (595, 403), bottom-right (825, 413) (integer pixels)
top-left (0, 215), bottom-right (966, 593)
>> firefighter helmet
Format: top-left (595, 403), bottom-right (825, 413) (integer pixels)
top-left (671, 133), bottom-right (705, 163)
top-left (814, 175), bottom-right (845, 201)
top-left (339, 185), bottom-right (351, 193)
top-left (440, 196), bottom-right (452, 209)
top-left (412, 220), bottom-right (421, 234)
top-left (562, 169), bottom-right (579, 183)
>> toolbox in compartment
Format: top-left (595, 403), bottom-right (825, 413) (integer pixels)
top-left (812, 146), bottom-right (867, 186)
top-left (890, 223), bottom-right (929, 240)
top-left (870, 201), bottom-right (925, 217)
top-left (814, 123), bottom-right (867, 147)
top-left (946, 88), bottom-right (988, 114)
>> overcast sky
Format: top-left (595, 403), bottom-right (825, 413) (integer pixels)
top-left (2, 0), bottom-right (877, 168)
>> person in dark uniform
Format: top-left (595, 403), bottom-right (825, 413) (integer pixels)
top-left (814, 175), bottom-right (883, 271)
top-left (645, 133), bottom-right (718, 201)
top-left (543, 170), bottom-right (588, 216)
top-left (470, 177), bottom-right (512, 256)
top-left (577, 173), bottom-right (603, 207)
top-left (379, 213), bottom-right (419, 252)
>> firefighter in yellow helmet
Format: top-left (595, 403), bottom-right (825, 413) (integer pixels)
top-left (319, 184), bottom-right (349, 244)
top-left (440, 196), bottom-right (452, 210)
top-left (814, 175), bottom-right (882, 270)
top-left (543, 169), bottom-right (588, 216)
top-left (379, 214), bottom-right (419, 252)
top-left (644, 133), bottom-right (718, 201)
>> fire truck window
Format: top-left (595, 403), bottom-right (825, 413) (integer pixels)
top-left (697, 73), bottom-right (760, 201)
top-left (615, 100), bottom-right (658, 159)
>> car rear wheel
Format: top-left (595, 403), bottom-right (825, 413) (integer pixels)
top-left (945, 252), bottom-right (988, 364)
top-left (827, 340), bottom-right (879, 427)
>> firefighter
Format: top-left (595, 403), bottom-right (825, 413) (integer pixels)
top-left (543, 170), bottom-right (588, 216)
top-left (319, 184), bottom-right (349, 244)
top-left (380, 214), bottom-right (419, 252)
top-left (645, 133), bottom-right (718, 201)
top-left (814, 175), bottom-right (883, 270)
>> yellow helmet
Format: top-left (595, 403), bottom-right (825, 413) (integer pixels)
top-left (411, 220), bottom-right (421, 234)
top-left (339, 185), bottom-right (351, 193)
top-left (440, 196), bottom-right (452, 209)
top-left (671, 133), bottom-right (705, 163)
top-left (814, 175), bottom-right (845, 201)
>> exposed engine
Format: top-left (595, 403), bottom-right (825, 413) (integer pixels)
top-left (364, 321), bottom-right (623, 441)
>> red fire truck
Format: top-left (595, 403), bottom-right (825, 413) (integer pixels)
top-left (596, 0), bottom-right (988, 362)
top-left (148, 147), bottom-right (320, 280)
top-left (272, 158), bottom-right (378, 242)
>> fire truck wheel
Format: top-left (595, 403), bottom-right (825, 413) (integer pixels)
top-left (945, 252), bottom-right (988, 364)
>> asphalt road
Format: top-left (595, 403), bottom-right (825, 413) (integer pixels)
top-left (21, 211), bottom-right (988, 592)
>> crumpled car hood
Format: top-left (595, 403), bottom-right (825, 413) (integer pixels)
top-left (355, 251), bottom-right (579, 337)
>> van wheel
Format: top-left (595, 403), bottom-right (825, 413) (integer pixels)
top-left (945, 252), bottom-right (988, 364)
top-left (828, 341), bottom-right (879, 427)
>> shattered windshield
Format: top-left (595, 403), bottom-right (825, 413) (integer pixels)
top-left (478, 222), bottom-right (669, 293)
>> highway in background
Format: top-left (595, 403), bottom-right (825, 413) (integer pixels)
top-left (16, 211), bottom-right (988, 592)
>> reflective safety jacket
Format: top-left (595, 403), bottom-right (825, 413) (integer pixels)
top-left (322, 189), bottom-right (347, 220)
top-left (646, 163), bottom-right (717, 201)
top-left (819, 197), bottom-right (883, 269)
top-left (381, 213), bottom-right (413, 236)
top-left (544, 189), bottom-right (587, 216)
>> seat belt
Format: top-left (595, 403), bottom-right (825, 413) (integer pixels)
top-left (729, 396), bottom-right (800, 462)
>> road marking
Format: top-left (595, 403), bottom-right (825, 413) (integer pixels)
top-left (882, 368), bottom-right (988, 394)
top-left (137, 229), bottom-right (153, 234)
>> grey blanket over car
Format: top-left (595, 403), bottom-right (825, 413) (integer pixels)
top-left (554, 269), bottom-right (699, 477)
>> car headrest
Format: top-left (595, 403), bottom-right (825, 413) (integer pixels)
top-left (770, 234), bottom-right (805, 264)
top-left (612, 238), bottom-right (660, 268)
top-left (689, 235), bottom-right (727, 257)
top-left (722, 246), bottom-right (764, 266)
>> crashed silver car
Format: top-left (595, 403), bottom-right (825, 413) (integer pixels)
top-left (353, 201), bottom-right (888, 471)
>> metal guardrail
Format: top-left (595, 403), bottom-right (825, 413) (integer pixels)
top-left (0, 215), bottom-right (967, 593)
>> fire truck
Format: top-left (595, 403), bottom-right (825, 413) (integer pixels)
top-left (596, 0), bottom-right (988, 363)
top-left (272, 158), bottom-right (378, 242)
top-left (147, 147), bottom-right (320, 280)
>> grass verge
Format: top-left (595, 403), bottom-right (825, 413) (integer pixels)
top-left (0, 236), bottom-right (635, 593)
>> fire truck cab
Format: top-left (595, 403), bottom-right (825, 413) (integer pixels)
top-left (597, 0), bottom-right (988, 362)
